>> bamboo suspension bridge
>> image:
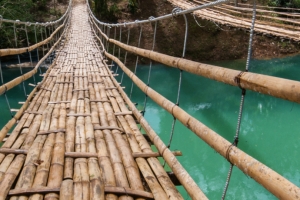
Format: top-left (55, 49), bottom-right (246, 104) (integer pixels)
top-left (0, 0), bottom-right (299, 199)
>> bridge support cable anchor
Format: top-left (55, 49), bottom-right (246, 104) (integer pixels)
top-left (13, 21), bottom-right (27, 99)
top-left (120, 27), bottom-right (131, 85)
top-left (142, 19), bottom-right (157, 116)
top-left (25, 23), bottom-right (36, 85)
top-left (164, 12), bottom-right (188, 167)
top-left (129, 23), bottom-right (143, 99)
top-left (221, 1), bottom-right (256, 199)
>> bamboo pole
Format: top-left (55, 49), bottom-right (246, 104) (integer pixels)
top-left (106, 52), bottom-right (300, 200)
top-left (0, 154), bottom-right (26, 199)
top-left (106, 39), bottom-right (300, 104)
top-left (0, 17), bottom-right (70, 96)
top-left (60, 180), bottom-right (73, 200)
top-left (102, 68), bottom-right (184, 200)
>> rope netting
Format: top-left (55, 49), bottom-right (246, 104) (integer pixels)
top-left (87, 0), bottom-right (300, 199)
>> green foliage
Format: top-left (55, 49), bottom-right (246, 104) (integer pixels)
top-left (266, 0), bottom-right (300, 7)
top-left (127, 0), bottom-right (138, 14)
top-left (94, 0), bottom-right (120, 21)
top-left (108, 3), bottom-right (120, 21)
top-left (94, 0), bottom-right (108, 19)
top-left (0, 0), bottom-right (35, 21)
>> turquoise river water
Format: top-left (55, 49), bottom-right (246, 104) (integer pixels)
top-left (1, 55), bottom-right (300, 199)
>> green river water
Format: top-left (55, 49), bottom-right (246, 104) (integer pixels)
top-left (1, 55), bottom-right (300, 199)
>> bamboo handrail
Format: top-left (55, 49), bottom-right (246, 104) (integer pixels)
top-left (0, 17), bottom-right (70, 141)
top-left (0, 24), bottom-right (64, 57)
top-left (107, 38), bottom-right (300, 104)
top-left (0, 14), bottom-right (70, 97)
top-left (105, 51), bottom-right (300, 200)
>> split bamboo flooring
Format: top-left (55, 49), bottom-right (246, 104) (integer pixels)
top-left (0, 2), bottom-right (184, 199)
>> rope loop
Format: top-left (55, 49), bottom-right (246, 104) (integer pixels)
top-left (15, 19), bottom-right (20, 25)
top-left (148, 16), bottom-right (155, 21)
top-left (134, 20), bottom-right (140, 26)
top-left (172, 7), bottom-right (183, 17)
top-left (26, 22), bottom-right (31, 27)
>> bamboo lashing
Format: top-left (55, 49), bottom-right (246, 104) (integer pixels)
top-left (105, 52), bottom-right (300, 200)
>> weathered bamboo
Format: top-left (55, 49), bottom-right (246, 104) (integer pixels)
top-left (9, 187), bottom-right (60, 196)
top-left (45, 127), bottom-right (65, 198)
top-left (0, 154), bottom-right (26, 198)
top-left (102, 95), bottom-right (144, 193)
top-left (0, 24), bottom-right (63, 57)
top-left (102, 66), bottom-right (184, 200)
top-left (0, 18), bottom-right (70, 96)
top-left (106, 52), bottom-right (300, 199)
top-left (60, 180), bottom-right (74, 200)
top-left (106, 39), bottom-right (300, 104)
top-left (132, 151), bottom-right (182, 158)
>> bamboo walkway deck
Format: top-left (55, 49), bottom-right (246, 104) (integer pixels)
top-left (0, 2), bottom-right (184, 199)
top-left (168, 0), bottom-right (300, 41)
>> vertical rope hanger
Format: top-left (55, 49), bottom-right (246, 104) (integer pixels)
top-left (13, 21), bottom-right (27, 99)
top-left (106, 26), bottom-right (111, 52)
top-left (129, 23), bottom-right (143, 99)
top-left (34, 23), bottom-right (43, 76)
top-left (115, 26), bottom-right (122, 74)
top-left (221, 1), bottom-right (257, 199)
top-left (141, 18), bottom-right (157, 116)
top-left (0, 58), bottom-right (14, 118)
top-left (111, 26), bottom-right (117, 68)
top-left (25, 23), bottom-right (36, 85)
top-left (165, 8), bottom-right (188, 157)
top-left (120, 27), bottom-right (131, 84)
top-left (40, 27), bottom-right (45, 58)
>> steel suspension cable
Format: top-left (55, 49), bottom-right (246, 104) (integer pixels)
top-left (221, 1), bottom-right (257, 199)
top-left (0, 58), bottom-right (13, 118)
top-left (40, 27), bottom-right (45, 59)
top-left (166, 11), bottom-right (188, 154)
top-left (115, 26), bottom-right (122, 74)
top-left (13, 22), bottom-right (27, 99)
top-left (45, 26), bottom-right (49, 54)
top-left (129, 25), bottom-right (143, 99)
top-left (106, 26), bottom-right (111, 52)
top-left (34, 24), bottom-right (41, 71)
top-left (111, 26), bottom-right (117, 68)
top-left (141, 19), bottom-right (157, 116)
top-left (25, 24), bottom-right (36, 85)
top-left (120, 28), bottom-right (131, 84)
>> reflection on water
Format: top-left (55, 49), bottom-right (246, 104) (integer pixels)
top-left (1, 54), bottom-right (300, 199)
top-left (116, 55), bottom-right (300, 199)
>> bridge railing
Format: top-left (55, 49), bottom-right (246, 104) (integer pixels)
top-left (0, 1), bottom-right (73, 143)
top-left (87, 1), bottom-right (300, 199)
